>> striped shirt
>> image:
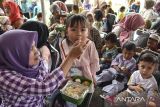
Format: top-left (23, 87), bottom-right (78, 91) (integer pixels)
top-left (0, 67), bottom-right (65, 107)
top-left (111, 53), bottom-right (136, 74)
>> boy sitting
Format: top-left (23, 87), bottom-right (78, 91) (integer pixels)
top-left (96, 41), bottom-right (136, 98)
top-left (136, 33), bottom-right (160, 54)
top-left (114, 52), bottom-right (159, 107)
top-left (98, 32), bottom-right (118, 74)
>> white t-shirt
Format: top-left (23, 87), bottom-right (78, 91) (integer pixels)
top-left (127, 70), bottom-right (158, 98)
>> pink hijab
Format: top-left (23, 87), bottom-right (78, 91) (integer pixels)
top-left (119, 13), bottom-right (145, 46)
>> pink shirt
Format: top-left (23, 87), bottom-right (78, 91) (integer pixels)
top-left (60, 39), bottom-right (100, 92)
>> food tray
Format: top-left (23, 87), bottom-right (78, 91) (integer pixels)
top-left (60, 76), bottom-right (92, 105)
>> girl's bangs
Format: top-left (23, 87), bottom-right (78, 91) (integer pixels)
top-left (68, 15), bottom-right (87, 28)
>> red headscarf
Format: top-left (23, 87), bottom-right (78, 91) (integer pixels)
top-left (3, 1), bottom-right (22, 25)
top-left (119, 13), bottom-right (145, 46)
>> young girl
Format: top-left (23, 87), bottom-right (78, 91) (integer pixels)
top-left (60, 14), bottom-right (100, 107)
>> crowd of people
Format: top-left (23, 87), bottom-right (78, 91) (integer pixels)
top-left (0, 0), bottom-right (160, 107)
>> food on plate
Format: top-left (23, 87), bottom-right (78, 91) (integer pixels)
top-left (82, 81), bottom-right (90, 86)
top-left (75, 78), bottom-right (81, 83)
top-left (63, 83), bottom-right (88, 99)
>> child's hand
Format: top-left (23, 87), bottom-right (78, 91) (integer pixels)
top-left (133, 84), bottom-right (144, 93)
top-left (120, 67), bottom-right (128, 73)
top-left (112, 65), bottom-right (121, 72)
top-left (68, 40), bottom-right (87, 59)
top-left (136, 47), bottom-right (143, 53)
top-left (101, 45), bottom-right (107, 52)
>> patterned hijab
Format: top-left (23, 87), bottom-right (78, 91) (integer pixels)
top-left (20, 21), bottom-right (49, 48)
top-left (0, 30), bottom-right (41, 78)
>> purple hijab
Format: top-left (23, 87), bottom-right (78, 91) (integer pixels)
top-left (0, 29), bottom-right (41, 78)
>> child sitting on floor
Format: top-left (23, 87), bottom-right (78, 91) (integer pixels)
top-left (114, 52), bottom-right (159, 107)
top-left (97, 41), bottom-right (136, 98)
top-left (98, 32), bottom-right (118, 74)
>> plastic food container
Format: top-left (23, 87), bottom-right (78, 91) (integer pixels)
top-left (60, 76), bottom-right (92, 105)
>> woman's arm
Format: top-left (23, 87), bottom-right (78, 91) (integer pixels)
top-left (0, 40), bottom-right (87, 96)
top-left (0, 68), bottom-right (65, 96)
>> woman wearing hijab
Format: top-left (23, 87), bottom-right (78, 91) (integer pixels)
top-left (3, 1), bottom-right (23, 29)
top-left (112, 13), bottom-right (145, 46)
top-left (0, 29), bottom-right (86, 106)
top-left (20, 21), bottom-right (60, 71)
